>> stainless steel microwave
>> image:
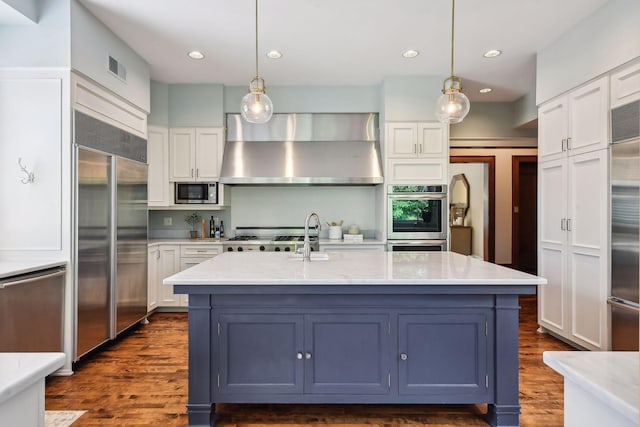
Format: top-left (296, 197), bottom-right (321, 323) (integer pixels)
top-left (175, 182), bottom-right (218, 204)
top-left (387, 184), bottom-right (447, 240)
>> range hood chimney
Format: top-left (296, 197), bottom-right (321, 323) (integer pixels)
top-left (220, 113), bottom-right (383, 185)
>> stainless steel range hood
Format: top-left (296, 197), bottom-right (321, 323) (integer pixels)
top-left (220, 113), bottom-right (383, 185)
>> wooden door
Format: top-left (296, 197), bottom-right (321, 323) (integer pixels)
top-left (512, 156), bottom-right (538, 274)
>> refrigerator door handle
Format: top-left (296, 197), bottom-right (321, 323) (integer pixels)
top-left (607, 296), bottom-right (640, 313)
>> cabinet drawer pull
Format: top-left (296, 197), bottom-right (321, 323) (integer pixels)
top-left (566, 137), bottom-right (572, 150)
top-left (567, 218), bottom-right (572, 231)
top-left (413, 144), bottom-right (417, 154)
top-left (400, 353), bottom-right (408, 361)
top-left (296, 352), bottom-right (304, 360)
top-left (305, 352), bottom-right (312, 360)
top-left (190, 168), bottom-right (194, 177)
top-left (561, 218), bottom-right (566, 231)
top-left (561, 138), bottom-right (566, 151)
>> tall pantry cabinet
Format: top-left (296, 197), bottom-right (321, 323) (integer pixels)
top-left (537, 76), bottom-right (609, 351)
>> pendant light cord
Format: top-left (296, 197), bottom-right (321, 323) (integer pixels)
top-left (255, 0), bottom-right (259, 79)
top-left (450, 0), bottom-right (455, 78)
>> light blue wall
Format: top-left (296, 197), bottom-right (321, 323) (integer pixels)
top-left (168, 84), bottom-right (224, 127)
top-left (0, 0), bottom-right (70, 67)
top-left (3, 0), bottom-right (39, 22)
top-left (513, 90), bottom-right (538, 128)
top-left (450, 102), bottom-right (537, 139)
top-left (148, 80), bottom-right (169, 126)
top-left (537, 0), bottom-right (640, 104)
top-left (71, 0), bottom-right (150, 112)
top-left (224, 85), bottom-right (380, 114)
top-left (381, 76), bottom-right (443, 121)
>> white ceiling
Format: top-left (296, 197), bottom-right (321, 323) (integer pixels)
top-left (76, 0), bottom-right (610, 102)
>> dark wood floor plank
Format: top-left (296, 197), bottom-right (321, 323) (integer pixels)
top-left (46, 295), bottom-right (572, 426)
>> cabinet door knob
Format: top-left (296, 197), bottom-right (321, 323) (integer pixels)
top-left (296, 352), bottom-right (303, 360)
top-left (305, 352), bottom-right (312, 360)
top-left (400, 353), bottom-right (408, 361)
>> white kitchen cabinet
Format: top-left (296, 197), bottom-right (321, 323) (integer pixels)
top-left (149, 243), bottom-right (222, 310)
top-left (385, 122), bottom-right (449, 184)
top-left (320, 243), bottom-right (386, 252)
top-left (538, 148), bottom-right (609, 350)
top-left (169, 127), bottom-right (224, 182)
top-left (610, 59), bottom-right (640, 108)
top-left (179, 244), bottom-right (221, 271)
top-left (147, 126), bottom-right (171, 207)
top-left (147, 246), bottom-right (160, 312)
top-left (538, 77), bottom-right (609, 163)
top-left (157, 244), bottom-right (183, 307)
top-left (387, 122), bottom-right (447, 159)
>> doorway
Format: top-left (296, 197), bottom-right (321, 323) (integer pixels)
top-left (450, 156), bottom-right (495, 263)
top-left (511, 156), bottom-right (537, 274)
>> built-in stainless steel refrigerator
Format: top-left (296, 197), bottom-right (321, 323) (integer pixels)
top-left (609, 100), bottom-right (640, 351)
top-left (74, 111), bottom-right (148, 359)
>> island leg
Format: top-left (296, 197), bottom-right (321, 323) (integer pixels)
top-left (186, 293), bottom-right (218, 427)
top-left (487, 294), bottom-right (521, 427)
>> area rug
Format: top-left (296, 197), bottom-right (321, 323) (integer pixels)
top-left (45, 410), bottom-right (86, 427)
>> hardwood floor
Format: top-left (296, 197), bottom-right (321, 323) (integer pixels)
top-left (45, 295), bottom-right (573, 426)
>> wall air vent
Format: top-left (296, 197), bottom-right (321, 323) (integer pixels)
top-left (108, 55), bottom-right (127, 81)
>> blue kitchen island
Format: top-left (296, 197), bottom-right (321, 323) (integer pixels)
top-left (164, 251), bottom-right (545, 427)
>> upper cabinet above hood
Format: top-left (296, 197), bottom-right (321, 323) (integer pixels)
top-left (220, 113), bottom-right (383, 185)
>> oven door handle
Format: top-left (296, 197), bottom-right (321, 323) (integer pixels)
top-left (388, 194), bottom-right (446, 200)
top-left (387, 240), bottom-right (447, 246)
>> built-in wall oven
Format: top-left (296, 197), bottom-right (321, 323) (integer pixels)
top-left (387, 184), bottom-right (448, 251)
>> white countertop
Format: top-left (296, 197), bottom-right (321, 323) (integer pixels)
top-left (543, 351), bottom-right (639, 423)
top-left (0, 259), bottom-right (67, 280)
top-left (164, 251), bottom-right (546, 286)
top-left (0, 352), bottom-right (65, 404)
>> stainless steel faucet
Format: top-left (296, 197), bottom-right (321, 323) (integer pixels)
top-left (303, 212), bottom-right (321, 261)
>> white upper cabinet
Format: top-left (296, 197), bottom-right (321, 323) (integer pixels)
top-left (147, 125), bottom-right (170, 207)
top-left (386, 123), bottom-right (447, 159)
top-left (538, 77), bottom-right (609, 163)
top-left (385, 122), bottom-right (449, 184)
top-left (169, 127), bottom-right (224, 182)
top-left (610, 60), bottom-right (640, 108)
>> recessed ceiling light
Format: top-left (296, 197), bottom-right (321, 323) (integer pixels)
top-left (402, 49), bottom-right (419, 59)
top-left (483, 49), bottom-right (502, 58)
top-left (479, 88), bottom-right (493, 93)
top-left (266, 50), bottom-right (282, 59)
top-left (188, 50), bottom-right (205, 60)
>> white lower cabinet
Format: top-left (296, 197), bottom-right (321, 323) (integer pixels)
top-left (149, 243), bottom-right (222, 310)
top-left (537, 148), bottom-right (609, 350)
top-left (157, 244), bottom-right (183, 307)
top-left (320, 243), bottom-right (386, 252)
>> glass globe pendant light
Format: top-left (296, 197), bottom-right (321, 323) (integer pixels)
top-left (435, 0), bottom-right (470, 124)
top-left (240, 0), bottom-right (273, 124)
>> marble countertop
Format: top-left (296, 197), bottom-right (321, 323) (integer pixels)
top-left (543, 351), bottom-right (639, 422)
top-left (164, 251), bottom-right (546, 286)
top-left (0, 259), bottom-right (67, 281)
top-left (0, 352), bottom-right (65, 404)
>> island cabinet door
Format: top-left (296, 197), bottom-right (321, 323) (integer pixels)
top-left (398, 313), bottom-right (490, 401)
top-left (303, 314), bottom-right (391, 395)
top-left (217, 314), bottom-right (304, 395)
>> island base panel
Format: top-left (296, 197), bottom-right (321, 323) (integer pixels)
top-left (486, 403), bottom-right (521, 427)
top-left (185, 403), bottom-right (217, 427)
top-left (181, 288), bottom-right (533, 427)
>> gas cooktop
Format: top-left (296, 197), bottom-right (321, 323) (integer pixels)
top-left (223, 227), bottom-right (319, 252)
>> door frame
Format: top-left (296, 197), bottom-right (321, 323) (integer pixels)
top-left (449, 156), bottom-right (495, 263)
top-left (511, 156), bottom-right (538, 272)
